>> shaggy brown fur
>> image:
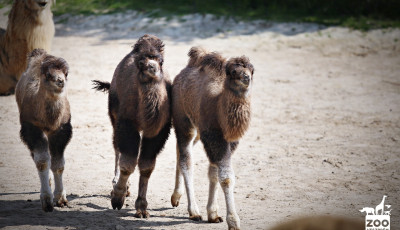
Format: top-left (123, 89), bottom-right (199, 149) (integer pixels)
top-left (269, 216), bottom-right (364, 230)
top-left (16, 48), bottom-right (72, 212)
top-left (0, 0), bottom-right (55, 96)
top-left (93, 34), bottom-right (171, 218)
top-left (171, 47), bottom-right (254, 229)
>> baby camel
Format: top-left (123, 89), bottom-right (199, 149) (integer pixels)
top-left (171, 47), bottom-right (254, 230)
top-left (16, 48), bottom-right (71, 212)
top-left (93, 34), bottom-right (171, 218)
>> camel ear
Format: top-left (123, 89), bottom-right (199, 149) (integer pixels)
top-left (29, 49), bottom-right (46, 59)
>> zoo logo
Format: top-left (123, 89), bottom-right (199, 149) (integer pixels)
top-left (360, 195), bottom-right (391, 230)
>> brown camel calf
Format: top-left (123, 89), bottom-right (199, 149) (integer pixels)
top-left (171, 47), bottom-right (254, 230)
top-left (16, 48), bottom-right (71, 212)
top-left (93, 34), bottom-right (171, 218)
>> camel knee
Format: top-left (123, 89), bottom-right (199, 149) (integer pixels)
top-left (118, 154), bottom-right (137, 175)
top-left (33, 154), bottom-right (50, 171)
top-left (218, 169), bottom-right (235, 188)
top-left (51, 158), bottom-right (65, 173)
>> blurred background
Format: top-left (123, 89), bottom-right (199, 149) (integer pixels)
top-left (1, 0), bottom-right (400, 30)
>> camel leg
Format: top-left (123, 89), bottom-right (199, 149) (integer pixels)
top-left (171, 144), bottom-right (184, 207)
top-left (111, 118), bottom-right (140, 210)
top-left (177, 129), bottom-right (202, 221)
top-left (207, 164), bottom-right (223, 223)
top-left (112, 149), bottom-right (131, 196)
top-left (135, 122), bottom-right (171, 218)
top-left (20, 122), bottom-right (53, 212)
top-left (48, 121), bottom-right (72, 208)
top-left (112, 149), bottom-right (120, 186)
top-left (201, 130), bottom-right (240, 230)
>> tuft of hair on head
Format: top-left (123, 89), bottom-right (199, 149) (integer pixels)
top-left (187, 46), bottom-right (207, 68)
top-left (132, 34), bottom-right (165, 55)
top-left (200, 52), bottom-right (225, 74)
top-left (226, 55), bottom-right (254, 76)
top-left (28, 48), bottom-right (47, 58)
top-left (92, 80), bottom-right (111, 93)
top-left (40, 55), bottom-right (69, 77)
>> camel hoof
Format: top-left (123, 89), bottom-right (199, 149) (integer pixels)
top-left (171, 193), bottom-right (181, 207)
top-left (111, 188), bottom-right (126, 210)
top-left (55, 199), bottom-right (68, 208)
top-left (41, 197), bottom-right (54, 212)
top-left (189, 215), bottom-right (203, 221)
top-left (111, 196), bottom-right (125, 210)
top-left (134, 210), bottom-right (150, 218)
top-left (54, 191), bottom-right (68, 208)
top-left (208, 216), bottom-right (223, 223)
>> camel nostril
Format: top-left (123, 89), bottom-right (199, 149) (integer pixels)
top-left (57, 79), bottom-right (64, 88)
top-left (149, 63), bottom-right (156, 71)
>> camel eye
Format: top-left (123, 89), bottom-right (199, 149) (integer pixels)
top-left (46, 72), bottom-right (52, 80)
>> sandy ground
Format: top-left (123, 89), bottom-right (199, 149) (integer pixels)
top-left (1, 8), bottom-right (400, 230)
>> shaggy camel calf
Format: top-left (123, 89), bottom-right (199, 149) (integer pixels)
top-left (171, 47), bottom-right (254, 230)
top-left (93, 34), bottom-right (171, 218)
top-left (0, 0), bottom-right (55, 95)
top-left (16, 49), bottom-right (71, 212)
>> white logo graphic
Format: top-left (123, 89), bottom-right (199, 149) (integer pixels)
top-left (360, 195), bottom-right (391, 230)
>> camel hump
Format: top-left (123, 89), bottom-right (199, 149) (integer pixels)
top-left (187, 46), bottom-right (207, 68)
top-left (200, 52), bottom-right (225, 73)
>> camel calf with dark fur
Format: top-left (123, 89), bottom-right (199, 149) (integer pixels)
top-left (16, 48), bottom-right (71, 212)
top-left (171, 47), bottom-right (254, 230)
top-left (93, 34), bottom-right (171, 218)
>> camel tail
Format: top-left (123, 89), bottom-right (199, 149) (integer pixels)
top-left (92, 80), bottom-right (110, 93)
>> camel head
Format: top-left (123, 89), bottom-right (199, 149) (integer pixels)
top-left (33, 49), bottom-right (69, 95)
top-left (225, 56), bottom-right (254, 97)
top-left (133, 34), bottom-right (165, 83)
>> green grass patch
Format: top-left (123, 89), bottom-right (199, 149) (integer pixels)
top-left (1, 0), bottom-right (399, 30)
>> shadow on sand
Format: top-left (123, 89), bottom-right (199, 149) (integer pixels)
top-left (0, 193), bottom-right (205, 229)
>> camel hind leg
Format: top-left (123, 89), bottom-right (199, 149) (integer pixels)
top-left (174, 121), bottom-right (202, 221)
top-left (171, 144), bottom-right (184, 207)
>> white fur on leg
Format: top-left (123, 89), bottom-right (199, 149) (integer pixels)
top-left (53, 168), bottom-right (67, 206)
top-left (171, 144), bottom-right (184, 207)
top-left (218, 162), bottom-right (240, 229)
top-left (34, 151), bottom-right (53, 211)
top-left (112, 150), bottom-right (120, 186)
top-left (207, 164), bottom-right (221, 222)
top-left (51, 156), bottom-right (67, 207)
top-left (180, 143), bottom-right (201, 219)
